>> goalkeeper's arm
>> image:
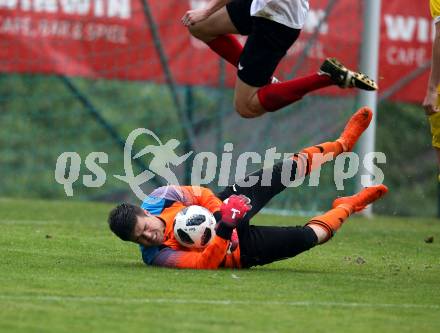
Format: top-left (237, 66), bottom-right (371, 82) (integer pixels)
top-left (151, 195), bottom-right (251, 269)
top-left (151, 222), bottom-right (233, 269)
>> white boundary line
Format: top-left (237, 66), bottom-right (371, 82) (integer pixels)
top-left (0, 295), bottom-right (438, 310)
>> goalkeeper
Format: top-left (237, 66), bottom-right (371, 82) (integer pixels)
top-left (108, 107), bottom-right (387, 269)
top-left (181, 0), bottom-right (377, 118)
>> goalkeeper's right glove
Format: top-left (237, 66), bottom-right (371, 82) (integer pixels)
top-left (220, 194), bottom-right (252, 227)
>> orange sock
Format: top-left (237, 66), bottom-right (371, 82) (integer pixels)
top-left (306, 204), bottom-right (352, 243)
top-left (292, 141), bottom-right (344, 175)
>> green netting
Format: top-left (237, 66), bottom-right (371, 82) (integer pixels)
top-left (1, 72), bottom-right (436, 216)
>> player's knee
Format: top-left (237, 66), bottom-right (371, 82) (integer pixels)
top-left (234, 100), bottom-right (261, 119)
top-left (188, 24), bottom-right (201, 38)
top-left (188, 24), bottom-right (210, 42)
top-left (234, 103), bottom-right (256, 118)
top-left (236, 110), bottom-right (256, 119)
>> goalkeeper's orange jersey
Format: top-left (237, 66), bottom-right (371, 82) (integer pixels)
top-left (139, 186), bottom-right (242, 269)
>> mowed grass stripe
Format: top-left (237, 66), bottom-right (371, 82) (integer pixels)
top-left (1, 295), bottom-right (439, 309)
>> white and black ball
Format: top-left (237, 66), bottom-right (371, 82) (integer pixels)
top-left (173, 205), bottom-right (216, 249)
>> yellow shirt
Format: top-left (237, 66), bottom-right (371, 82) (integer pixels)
top-left (431, 0), bottom-right (440, 22)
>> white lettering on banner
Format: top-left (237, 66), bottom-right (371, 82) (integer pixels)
top-left (34, 0), bottom-right (57, 13)
top-left (38, 19), bottom-right (83, 40)
top-left (384, 15), bottom-right (434, 43)
top-left (107, 0), bottom-right (130, 19)
top-left (0, 0), bottom-right (16, 9)
top-left (39, 19), bottom-right (72, 37)
top-left (71, 21), bottom-right (82, 39)
top-left (386, 46), bottom-right (428, 66)
top-left (0, 15), bottom-right (128, 43)
top-left (0, 0), bottom-right (131, 19)
top-left (21, 0), bottom-right (31, 10)
top-left (0, 16), bottom-right (34, 36)
top-left (85, 22), bottom-right (127, 43)
top-left (417, 18), bottom-right (430, 43)
top-left (59, 0), bottom-right (91, 15)
top-left (94, 0), bottom-right (104, 17)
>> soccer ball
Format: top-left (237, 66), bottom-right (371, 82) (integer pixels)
top-left (173, 205), bottom-right (216, 249)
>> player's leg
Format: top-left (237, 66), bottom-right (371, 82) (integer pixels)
top-left (294, 107), bottom-right (373, 175)
top-left (217, 107), bottom-right (373, 218)
top-left (307, 185), bottom-right (388, 243)
top-left (220, 138), bottom-right (343, 219)
top-left (187, 7), bottom-right (239, 42)
top-left (217, 159), bottom-right (298, 219)
top-left (238, 184), bottom-right (388, 268)
top-left (237, 56), bottom-right (378, 118)
top-left (233, 17), bottom-right (301, 118)
top-left (188, 1), bottom-right (253, 67)
top-left (237, 219), bottom-right (319, 268)
top-left (234, 16), bottom-right (377, 118)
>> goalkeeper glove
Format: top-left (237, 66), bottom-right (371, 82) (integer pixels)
top-left (220, 194), bottom-right (252, 226)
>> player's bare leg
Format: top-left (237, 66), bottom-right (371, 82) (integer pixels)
top-left (235, 59), bottom-right (378, 118)
top-left (186, 7), bottom-right (245, 69)
top-left (233, 77), bottom-right (263, 118)
top-left (188, 7), bottom-right (239, 42)
top-left (307, 185), bottom-right (388, 243)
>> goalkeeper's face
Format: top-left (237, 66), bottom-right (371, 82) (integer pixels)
top-left (131, 211), bottom-right (166, 247)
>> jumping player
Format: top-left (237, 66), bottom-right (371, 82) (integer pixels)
top-left (108, 107), bottom-right (388, 269)
top-left (181, 0), bottom-right (378, 118)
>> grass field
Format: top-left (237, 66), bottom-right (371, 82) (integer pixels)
top-left (1, 198), bottom-right (439, 333)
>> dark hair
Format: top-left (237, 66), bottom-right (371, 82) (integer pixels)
top-left (108, 203), bottom-right (145, 241)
